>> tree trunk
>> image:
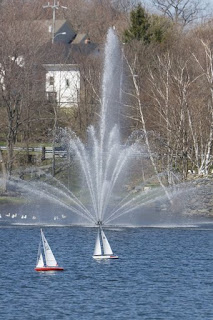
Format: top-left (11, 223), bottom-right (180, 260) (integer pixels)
top-left (0, 149), bottom-right (7, 192)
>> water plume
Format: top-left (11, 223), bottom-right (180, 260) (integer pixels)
top-left (1, 28), bottom-right (210, 227)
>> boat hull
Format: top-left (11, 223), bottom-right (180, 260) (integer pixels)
top-left (35, 266), bottom-right (64, 272)
top-left (93, 255), bottom-right (118, 260)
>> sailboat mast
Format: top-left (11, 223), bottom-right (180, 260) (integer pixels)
top-left (40, 229), bottom-right (47, 265)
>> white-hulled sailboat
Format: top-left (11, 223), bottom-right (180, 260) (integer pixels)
top-left (35, 229), bottom-right (64, 271)
top-left (93, 227), bottom-right (118, 259)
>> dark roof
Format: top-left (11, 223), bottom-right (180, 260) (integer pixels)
top-left (21, 19), bottom-right (77, 44)
top-left (39, 40), bottom-right (100, 66)
top-left (15, 19), bottom-right (100, 65)
top-left (70, 42), bottom-right (99, 57)
top-left (43, 64), bottom-right (79, 71)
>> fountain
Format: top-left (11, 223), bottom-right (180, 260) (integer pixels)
top-left (0, 28), bottom-right (212, 227)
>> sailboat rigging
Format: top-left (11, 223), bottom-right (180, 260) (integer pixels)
top-left (35, 229), bottom-right (64, 271)
top-left (93, 227), bottom-right (118, 259)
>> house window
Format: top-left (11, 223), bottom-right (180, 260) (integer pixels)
top-left (47, 92), bottom-right (57, 103)
top-left (49, 76), bottom-right (54, 86)
top-left (66, 79), bottom-right (70, 87)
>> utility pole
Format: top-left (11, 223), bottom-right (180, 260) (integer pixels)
top-left (42, 1), bottom-right (67, 176)
top-left (43, 0), bottom-right (67, 44)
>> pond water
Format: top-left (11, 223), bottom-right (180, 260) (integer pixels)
top-left (0, 225), bottom-right (213, 319)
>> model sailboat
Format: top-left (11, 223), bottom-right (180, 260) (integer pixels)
top-left (35, 229), bottom-right (64, 271)
top-left (93, 227), bottom-right (118, 259)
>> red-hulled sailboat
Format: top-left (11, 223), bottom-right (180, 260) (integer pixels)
top-left (35, 229), bottom-right (64, 272)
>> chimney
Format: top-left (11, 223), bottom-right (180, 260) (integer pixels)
top-left (85, 38), bottom-right (91, 44)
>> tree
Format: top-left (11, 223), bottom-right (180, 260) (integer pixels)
top-left (0, 5), bottom-right (51, 179)
top-left (152, 0), bottom-right (207, 26)
top-left (123, 4), bottom-right (173, 44)
top-left (62, 0), bottom-right (125, 43)
top-left (148, 14), bottom-right (173, 43)
top-left (123, 4), bottom-right (151, 43)
top-left (123, 21), bottom-right (213, 182)
top-left (64, 41), bottom-right (102, 139)
top-left (124, 49), bottom-right (174, 200)
top-left (189, 38), bottom-right (213, 175)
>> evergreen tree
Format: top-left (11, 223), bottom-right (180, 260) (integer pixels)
top-left (123, 4), bottom-right (151, 44)
top-left (123, 4), bottom-right (172, 44)
top-left (149, 14), bottom-right (173, 43)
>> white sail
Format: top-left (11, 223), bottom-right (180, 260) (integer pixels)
top-left (41, 229), bottom-right (58, 267)
top-left (36, 253), bottom-right (44, 268)
top-left (93, 230), bottom-right (102, 256)
top-left (36, 242), bottom-right (44, 267)
top-left (101, 228), bottom-right (113, 255)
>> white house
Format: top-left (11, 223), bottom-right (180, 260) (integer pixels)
top-left (10, 19), bottom-right (98, 108)
top-left (40, 20), bottom-right (99, 108)
top-left (43, 64), bottom-right (80, 107)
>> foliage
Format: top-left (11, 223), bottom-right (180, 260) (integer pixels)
top-left (123, 4), bottom-right (173, 44)
top-left (148, 14), bottom-right (173, 43)
top-left (123, 4), bottom-right (151, 43)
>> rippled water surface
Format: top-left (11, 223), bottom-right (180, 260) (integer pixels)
top-left (0, 226), bottom-right (213, 319)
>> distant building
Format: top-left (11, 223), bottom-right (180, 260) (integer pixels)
top-left (37, 19), bottom-right (99, 107)
top-left (43, 63), bottom-right (80, 107)
top-left (32, 19), bottom-right (77, 44)
top-left (3, 19), bottom-right (99, 108)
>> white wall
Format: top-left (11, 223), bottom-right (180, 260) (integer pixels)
top-left (45, 68), bottom-right (80, 107)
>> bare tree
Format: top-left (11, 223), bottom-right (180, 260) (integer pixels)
top-left (152, 0), bottom-right (207, 26)
top-left (122, 22), bottom-right (213, 182)
top-left (63, 0), bottom-right (127, 43)
top-left (0, 6), bottom-right (50, 179)
top-left (122, 42), bottom-right (174, 200)
top-left (190, 39), bottom-right (213, 175)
